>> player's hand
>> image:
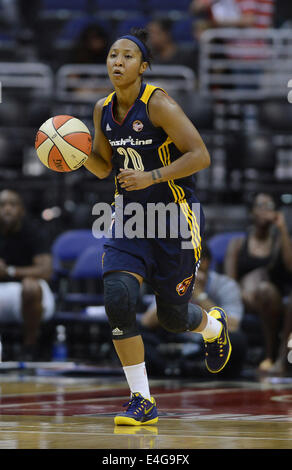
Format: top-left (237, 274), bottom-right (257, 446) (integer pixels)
top-left (272, 211), bottom-right (287, 231)
top-left (118, 168), bottom-right (152, 191)
top-left (263, 210), bottom-right (288, 232)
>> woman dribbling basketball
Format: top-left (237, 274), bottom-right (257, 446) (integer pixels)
top-left (84, 28), bottom-right (232, 426)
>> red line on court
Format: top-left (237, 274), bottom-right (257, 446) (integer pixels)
top-left (0, 386), bottom-right (292, 418)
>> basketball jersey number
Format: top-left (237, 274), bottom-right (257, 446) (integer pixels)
top-left (117, 147), bottom-right (144, 171)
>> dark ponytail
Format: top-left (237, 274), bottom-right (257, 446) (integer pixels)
top-left (130, 27), bottom-right (153, 68)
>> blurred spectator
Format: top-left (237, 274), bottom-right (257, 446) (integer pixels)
top-left (141, 242), bottom-right (247, 378)
top-left (190, 0), bottom-right (274, 29)
top-left (0, 0), bottom-right (19, 27)
top-left (275, 0), bottom-right (292, 28)
top-left (190, 0), bottom-right (275, 91)
top-left (236, 0), bottom-right (274, 29)
top-left (224, 192), bottom-right (292, 373)
top-left (69, 23), bottom-right (109, 64)
top-left (147, 19), bottom-right (198, 73)
top-left (190, 0), bottom-right (244, 40)
top-left (191, 241), bottom-right (244, 332)
top-left (15, 29), bottom-right (40, 62)
top-left (1, 0), bottom-right (41, 34)
top-left (17, 0), bottom-right (42, 33)
top-left (0, 0), bottom-right (41, 61)
top-left (63, 24), bottom-right (110, 96)
top-left (0, 189), bottom-right (55, 361)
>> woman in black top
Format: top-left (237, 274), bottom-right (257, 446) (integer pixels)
top-left (225, 192), bottom-right (292, 373)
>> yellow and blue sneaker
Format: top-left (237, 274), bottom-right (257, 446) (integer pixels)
top-left (114, 392), bottom-right (158, 426)
top-left (204, 307), bottom-right (232, 373)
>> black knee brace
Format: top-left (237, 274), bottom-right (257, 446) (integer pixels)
top-left (103, 271), bottom-right (140, 340)
top-left (156, 297), bottom-right (203, 333)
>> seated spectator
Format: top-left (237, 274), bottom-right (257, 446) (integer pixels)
top-left (0, 189), bottom-right (55, 360)
top-left (147, 19), bottom-right (198, 73)
top-left (190, 0), bottom-right (274, 29)
top-left (190, 0), bottom-right (275, 91)
top-left (141, 242), bottom-right (247, 378)
top-left (65, 23), bottom-right (110, 96)
top-left (224, 192), bottom-right (292, 373)
top-left (69, 23), bottom-right (109, 64)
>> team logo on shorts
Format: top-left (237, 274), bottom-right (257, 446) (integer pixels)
top-left (176, 274), bottom-right (194, 296)
top-left (132, 120), bottom-right (143, 132)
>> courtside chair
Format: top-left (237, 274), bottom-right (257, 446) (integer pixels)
top-left (52, 229), bottom-right (105, 303)
top-left (207, 231), bottom-right (245, 272)
top-left (63, 244), bottom-right (105, 308)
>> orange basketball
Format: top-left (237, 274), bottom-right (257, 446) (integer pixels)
top-left (35, 115), bottom-right (92, 172)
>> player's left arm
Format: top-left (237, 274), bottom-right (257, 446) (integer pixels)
top-left (118, 91), bottom-right (210, 190)
top-left (150, 91), bottom-right (211, 182)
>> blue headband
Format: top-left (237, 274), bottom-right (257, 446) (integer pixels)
top-left (119, 35), bottom-right (149, 62)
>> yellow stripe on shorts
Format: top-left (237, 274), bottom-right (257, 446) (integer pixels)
top-left (157, 138), bottom-right (201, 261)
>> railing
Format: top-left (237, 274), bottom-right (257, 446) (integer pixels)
top-left (55, 64), bottom-right (196, 102)
top-left (0, 62), bottom-right (54, 96)
top-left (199, 28), bottom-right (292, 100)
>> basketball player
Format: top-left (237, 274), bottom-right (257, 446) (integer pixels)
top-left (84, 29), bottom-right (232, 426)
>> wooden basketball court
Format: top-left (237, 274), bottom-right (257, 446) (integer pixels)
top-left (0, 365), bottom-right (292, 451)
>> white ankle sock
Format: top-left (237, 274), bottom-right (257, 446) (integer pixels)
top-left (123, 362), bottom-right (151, 400)
top-left (201, 312), bottom-right (222, 340)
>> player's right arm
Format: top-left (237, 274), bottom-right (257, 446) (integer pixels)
top-left (83, 98), bottom-right (113, 179)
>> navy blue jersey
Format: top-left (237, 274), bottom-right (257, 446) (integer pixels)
top-left (101, 82), bottom-right (198, 205)
top-left (101, 82), bottom-right (203, 262)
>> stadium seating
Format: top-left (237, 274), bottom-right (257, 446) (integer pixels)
top-left (41, 0), bottom-right (89, 11)
top-left (57, 16), bottom-right (110, 41)
top-left (172, 91), bottom-right (213, 130)
top-left (94, 0), bottom-right (143, 10)
top-left (171, 18), bottom-right (194, 43)
top-left (241, 133), bottom-right (276, 172)
top-left (0, 32), bottom-right (14, 41)
top-left (0, 36), bottom-right (16, 61)
top-left (224, 131), bottom-right (277, 193)
top-left (115, 17), bottom-right (150, 38)
top-left (147, 0), bottom-right (191, 11)
top-left (259, 100), bottom-right (292, 132)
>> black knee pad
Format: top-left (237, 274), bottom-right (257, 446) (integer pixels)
top-left (156, 297), bottom-right (203, 333)
top-left (103, 271), bottom-right (140, 340)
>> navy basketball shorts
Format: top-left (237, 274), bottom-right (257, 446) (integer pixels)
top-left (102, 198), bottom-right (205, 304)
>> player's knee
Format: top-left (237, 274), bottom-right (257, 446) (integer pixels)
top-left (22, 278), bottom-right (42, 303)
top-left (257, 280), bottom-right (275, 295)
top-left (156, 297), bottom-right (203, 333)
top-left (103, 271), bottom-right (140, 339)
top-left (256, 281), bottom-right (281, 308)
